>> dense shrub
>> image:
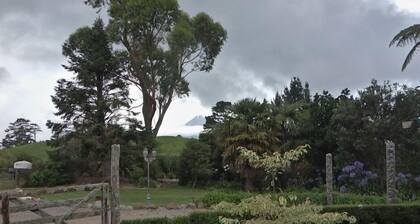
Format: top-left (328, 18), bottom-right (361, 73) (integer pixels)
top-left (324, 204), bottom-right (420, 224)
top-left (337, 161), bottom-right (378, 194)
top-left (200, 190), bottom-right (253, 207)
top-left (123, 205), bottom-right (420, 224)
top-left (215, 194), bottom-right (356, 224)
top-left (179, 140), bottom-right (213, 187)
top-left (128, 166), bottom-right (144, 183)
top-left (137, 177), bottom-right (159, 188)
top-left (395, 172), bottom-right (420, 200)
top-left (199, 190), bottom-right (387, 207)
top-left (121, 212), bottom-right (220, 224)
top-left (28, 162), bottom-right (73, 187)
top-left (157, 156), bottom-right (180, 179)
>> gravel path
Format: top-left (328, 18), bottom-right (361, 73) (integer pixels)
top-left (67, 208), bottom-right (207, 224)
top-left (2, 208), bottom-right (207, 224)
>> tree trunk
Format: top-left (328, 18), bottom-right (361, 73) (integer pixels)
top-left (142, 92), bottom-right (156, 136)
top-left (243, 166), bottom-right (255, 192)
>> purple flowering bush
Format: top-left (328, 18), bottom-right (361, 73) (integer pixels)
top-left (396, 172), bottom-right (420, 200)
top-left (337, 161), bottom-right (378, 193)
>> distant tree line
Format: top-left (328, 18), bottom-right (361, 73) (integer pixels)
top-left (179, 77), bottom-right (420, 192)
top-left (1, 118), bottom-right (41, 148)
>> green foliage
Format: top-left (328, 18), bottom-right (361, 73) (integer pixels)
top-left (222, 98), bottom-right (276, 191)
top-left (137, 177), bottom-right (159, 188)
top-left (48, 18), bottom-right (131, 177)
top-left (121, 212), bottom-right (220, 224)
top-left (200, 190), bottom-right (253, 207)
top-left (239, 145), bottom-right (309, 191)
top-left (122, 205), bottom-right (420, 224)
top-left (324, 204), bottom-right (420, 224)
top-left (128, 166), bottom-right (144, 183)
top-left (157, 156), bottom-right (179, 178)
top-left (179, 140), bottom-right (213, 187)
top-left (390, 24), bottom-right (420, 71)
top-left (156, 136), bottom-right (191, 156)
top-left (200, 190), bottom-right (387, 207)
top-left (89, 0), bottom-right (227, 137)
top-left (214, 194), bottom-right (356, 224)
top-left (28, 162), bottom-right (73, 187)
top-left (2, 118), bottom-right (41, 148)
top-left (0, 143), bottom-right (53, 168)
top-left (202, 77), bottom-right (420, 192)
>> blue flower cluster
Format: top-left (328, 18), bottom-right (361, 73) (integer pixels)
top-left (395, 172), bottom-right (420, 200)
top-left (396, 172), bottom-right (420, 186)
top-left (338, 161), bottom-right (377, 193)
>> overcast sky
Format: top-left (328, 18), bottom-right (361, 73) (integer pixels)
top-left (1, 0), bottom-right (420, 140)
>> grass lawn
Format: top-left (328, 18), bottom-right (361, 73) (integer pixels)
top-left (40, 186), bottom-right (209, 206)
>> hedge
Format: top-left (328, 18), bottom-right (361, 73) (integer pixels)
top-left (121, 212), bottom-right (220, 224)
top-left (199, 190), bottom-right (386, 207)
top-left (122, 204), bottom-right (420, 224)
top-left (324, 204), bottom-right (420, 224)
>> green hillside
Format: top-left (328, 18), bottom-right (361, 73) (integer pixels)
top-left (0, 136), bottom-right (192, 168)
top-left (156, 135), bottom-right (193, 156)
top-left (0, 142), bottom-right (53, 168)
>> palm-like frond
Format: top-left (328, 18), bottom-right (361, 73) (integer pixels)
top-left (389, 24), bottom-right (420, 47)
top-left (402, 41), bottom-right (420, 71)
top-left (390, 24), bottom-right (420, 71)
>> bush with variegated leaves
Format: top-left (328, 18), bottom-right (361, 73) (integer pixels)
top-left (213, 194), bottom-right (356, 224)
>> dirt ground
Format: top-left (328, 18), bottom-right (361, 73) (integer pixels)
top-left (2, 207), bottom-right (206, 224)
top-left (67, 208), bottom-right (206, 224)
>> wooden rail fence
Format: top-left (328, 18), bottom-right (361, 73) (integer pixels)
top-left (0, 144), bottom-right (121, 224)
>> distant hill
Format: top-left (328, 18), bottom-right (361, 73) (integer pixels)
top-left (185, 115), bottom-right (206, 126)
top-left (0, 136), bottom-right (191, 168)
top-left (0, 142), bottom-right (53, 168)
top-left (156, 135), bottom-right (192, 157)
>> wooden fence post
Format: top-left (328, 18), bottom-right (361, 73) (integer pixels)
top-left (105, 184), bottom-right (109, 224)
top-left (101, 184), bottom-right (109, 224)
top-left (1, 193), bottom-right (10, 224)
top-left (326, 153), bottom-right (333, 205)
top-left (385, 140), bottom-right (397, 204)
top-left (110, 144), bottom-right (120, 224)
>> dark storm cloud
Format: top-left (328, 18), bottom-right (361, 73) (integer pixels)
top-left (0, 0), bottom-right (419, 108)
top-left (181, 0), bottom-right (420, 106)
top-left (0, 0), bottom-right (98, 65)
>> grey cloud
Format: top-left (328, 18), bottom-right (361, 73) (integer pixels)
top-left (180, 0), bottom-right (420, 105)
top-left (188, 62), bottom-right (268, 105)
top-left (0, 0), bottom-right (99, 65)
top-left (0, 67), bottom-right (10, 83)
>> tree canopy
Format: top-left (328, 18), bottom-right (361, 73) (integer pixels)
top-left (86, 0), bottom-right (227, 138)
top-left (2, 118), bottom-right (41, 148)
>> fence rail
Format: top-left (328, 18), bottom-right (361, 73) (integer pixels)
top-left (0, 144), bottom-right (120, 224)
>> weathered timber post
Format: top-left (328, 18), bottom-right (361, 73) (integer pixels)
top-left (101, 185), bottom-right (105, 224)
top-left (1, 193), bottom-right (10, 224)
top-left (326, 153), bottom-right (333, 205)
top-left (385, 140), bottom-right (397, 204)
top-left (105, 184), bottom-right (109, 224)
top-left (101, 184), bottom-right (109, 224)
top-left (110, 144), bottom-right (120, 224)
top-left (15, 170), bottom-right (19, 188)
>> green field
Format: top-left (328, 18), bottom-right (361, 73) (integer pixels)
top-left (41, 186), bottom-right (208, 206)
top-left (156, 136), bottom-right (192, 156)
top-left (0, 142), bottom-right (53, 168)
top-left (0, 136), bottom-right (191, 168)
